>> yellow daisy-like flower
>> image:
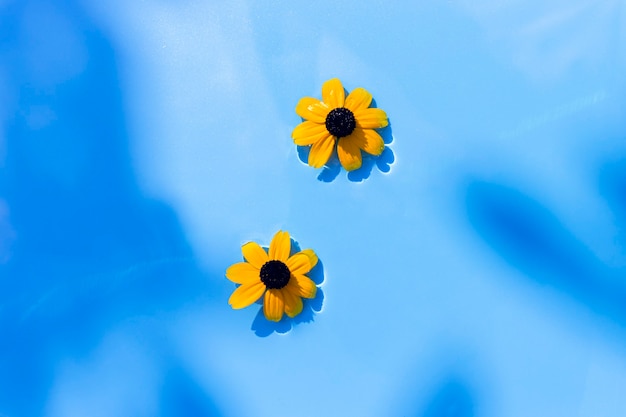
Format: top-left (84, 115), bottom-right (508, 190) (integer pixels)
top-left (292, 78), bottom-right (389, 171)
top-left (226, 230), bottom-right (319, 322)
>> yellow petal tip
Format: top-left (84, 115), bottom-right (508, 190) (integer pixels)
top-left (300, 249), bottom-right (318, 268)
top-left (344, 162), bottom-right (362, 171)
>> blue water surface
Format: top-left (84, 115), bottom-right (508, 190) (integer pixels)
top-left (1, 0), bottom-right (625, 416)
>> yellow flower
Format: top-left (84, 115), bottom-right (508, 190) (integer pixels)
top-left (226, 230), bottom-right (319, 322)
top-left (292, 78), bottom-right (389, 171)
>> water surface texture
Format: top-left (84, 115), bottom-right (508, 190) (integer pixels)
top-left (1, 0), bottom-right (625, 416)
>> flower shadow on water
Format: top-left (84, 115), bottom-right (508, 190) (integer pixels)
top-left (296, 122), bottom-right (395, 183)
top-left (251, 238), bottom-right (325, 337)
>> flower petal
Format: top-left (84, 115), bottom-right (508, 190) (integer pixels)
top-left (292, 121), bottom-right (329, 146)
top-left (241, 241), bottom-right (269, 269)
top-left (299, 249), bottom-right (318, 268)
top-left (286, 253), bottom-right (312, 275)
top-left (345, 87), bottom-right (373, 112)
top-left (337, 136), bottom-right (363, 171)
top-left (226, 262), bottom-right (260, 284)
top-left (308, 134), bottom-right (335, 168)
top-left (296, 97), bottom-right (330, 123)
top-left (287, 274), bottom-right (317, 299)
top-left (322, 78), bottom-right (345, 109)
top-left (351, 127), bottom-right (385, 156)
top-left (282, 288), bottom-right (303, 318)
top-left (354, 108), bottom-right (389, 129)
top-left (229, 281), bottom-right (266, 309)
top-left (263, 289), bottom-right (285, 322)
top-left (269, 230), bottom-right (291, 262)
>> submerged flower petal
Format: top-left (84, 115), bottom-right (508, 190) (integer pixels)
top-left (337, 136), bottom-right (363, 171)
top-left (308, 134), bottom-right (335, 168)
top-left (286, 253), bottom-right (312, 275)
top-left (229, 281), bottom-right (266, 309)
top-left (322, 78), bottom-right (345, 109)
top-left (282, 288), bottom-right (304, 318)
top-left (242, 241), bottom-right (269, 269)
top-left (296, 97), bottom-right (330, 123)
top-left (354, 108), bottom-right (388, 129)
top-left (292, 121), bottom-right (329, 146)
top-left (226, 262), bottom-right (260, 284)
top-left (264, 289), bottom-right (285, 322)
top-left (287, 274), bottom-right (317, 299)
top-left (269, 230), bottom-right (291, 262)
top-left (345, 87), bottom-right (373, 112)
top-left (351, 127), bottom-right (385, 156)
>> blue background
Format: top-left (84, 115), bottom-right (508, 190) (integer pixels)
top-left (1, 0), bottom-right (626, 416)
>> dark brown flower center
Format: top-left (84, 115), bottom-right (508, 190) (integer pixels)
top-left (259, 260), bottom-right (291, 289)
top-left (325, 107), bottom-right (356, 138)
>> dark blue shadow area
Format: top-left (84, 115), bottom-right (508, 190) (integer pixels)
top-left (421, 377), bottom-right (476, 417)
top-left (250, 238), bottom-right (325, 337)
top-left (160, 366), bottom-right (222, 417)
top-left (466, 181), bottom-right (626, 325)
top-left (0, 1), bottom-right (218, 415)
top-left (599, 158), bottom-right (626, 245)
top-left (296, 123), bottom-right (395, 183)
